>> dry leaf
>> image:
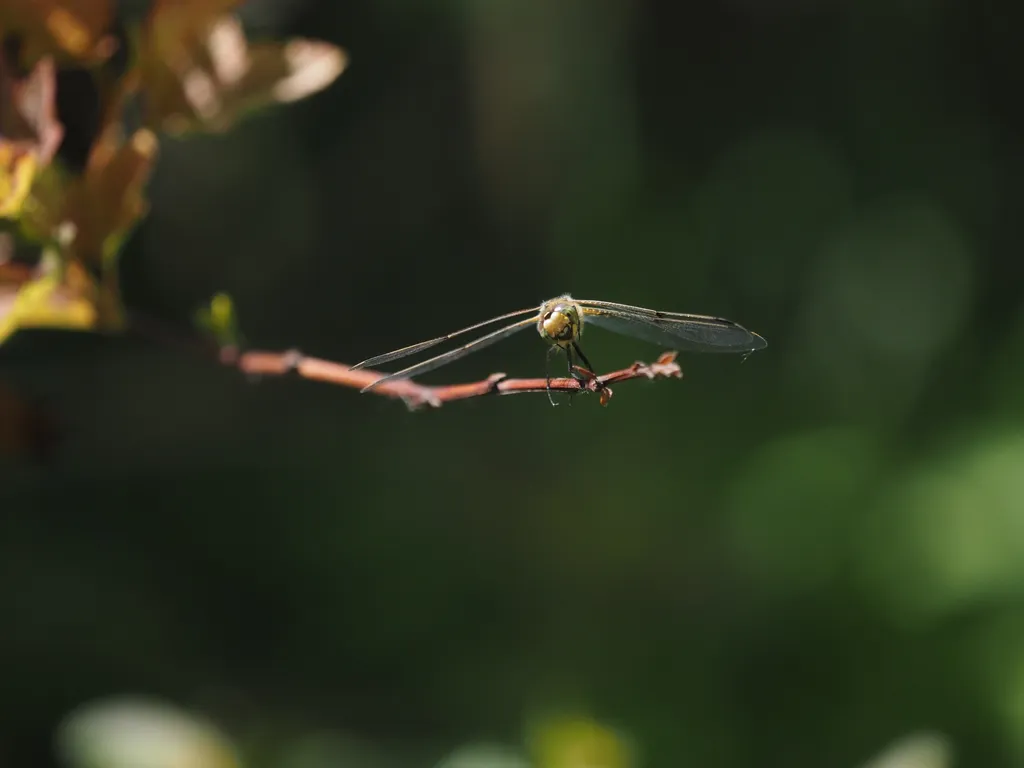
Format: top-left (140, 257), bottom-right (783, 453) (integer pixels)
top-left (61, 124), bottom-right (158, 270)
top-left (136, 0), bottom-right (252, 133)
top-left (0, 54), bottom-right (64, 219)
top-left (147, 0), bottom-right (247, 44)
top-left (4, 97), bottom-right (157, 341)
top-left (20, 123), bottom-right (160, 333)
top-left (0, 0), bottom-right (116, 66)
top-left (247, 36), bottom-right (348, 105)
top-left (137, 7), bottom-right (346, 135)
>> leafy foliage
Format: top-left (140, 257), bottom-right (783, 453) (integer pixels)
top-left (0, 0), bottom-right (344, 345)
top-left (0, 0), bottom-right (344, 456)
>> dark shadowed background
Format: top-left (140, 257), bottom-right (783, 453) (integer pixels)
top-left (3, 1), bottom-right (1024, 767)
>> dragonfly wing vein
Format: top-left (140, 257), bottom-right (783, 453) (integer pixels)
top-left (361, 316), bottom-right (537, 391)
top-left (353, 306), bottom-right (537, 369)
top-left (584, 309), bottom-right (765, 353)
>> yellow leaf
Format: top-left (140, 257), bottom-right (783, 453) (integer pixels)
top-left (0, 144), bottom-right (37, 219)
top-left (0, 267), bottom-right (97, 344)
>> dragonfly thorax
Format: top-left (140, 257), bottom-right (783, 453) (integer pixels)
top-left (537, 297), bottom-right (583, 347)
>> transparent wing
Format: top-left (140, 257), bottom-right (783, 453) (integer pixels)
top-left (360, 316), bottom-right (537, 392)
top-left (580, 302), bottom-right (766, 353)
top-left (352, 306), bottom-right (538, 370)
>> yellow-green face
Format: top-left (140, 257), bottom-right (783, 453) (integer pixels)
top-left (537, 298), bottom-right (583, 348)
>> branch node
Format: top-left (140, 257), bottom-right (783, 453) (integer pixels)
top-left (281, 348), bottom-right (304, 373)
top-left (485, 372), bottom-right (508, 393)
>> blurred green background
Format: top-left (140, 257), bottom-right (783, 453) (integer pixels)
top-left (3, 0), bottom-right (1024, 766)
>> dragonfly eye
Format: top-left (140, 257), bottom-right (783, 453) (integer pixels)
top-left (541, 306), bottom-right (579, 343)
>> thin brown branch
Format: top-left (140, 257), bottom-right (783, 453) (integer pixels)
top-left (222, 347), bottom-right (684, 409)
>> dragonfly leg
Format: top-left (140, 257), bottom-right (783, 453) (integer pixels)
top-left (565, 344), bottom-right (576, 407)
top-left (571, 341), bottom-right (595, 377)
top-left (545, 345), bottom-right (559, 407)
top-left (572, 341), bottom-right (605, 398)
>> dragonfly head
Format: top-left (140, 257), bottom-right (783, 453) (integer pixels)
top-left (538, 297), bottom-right (582, 347)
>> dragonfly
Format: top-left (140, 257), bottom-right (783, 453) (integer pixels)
top-left (352, 294), bottom-right (767, 401)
